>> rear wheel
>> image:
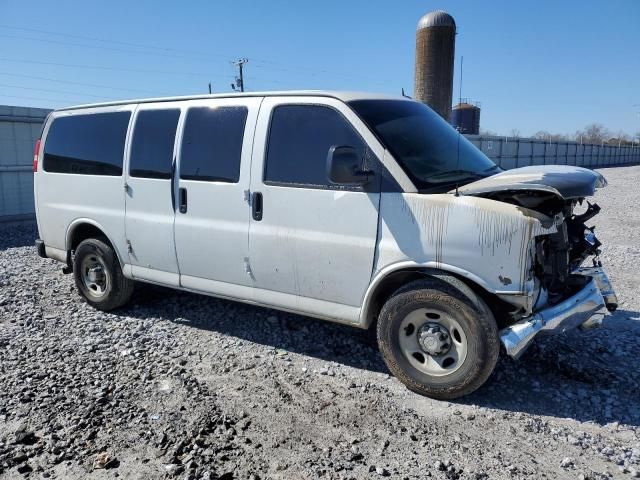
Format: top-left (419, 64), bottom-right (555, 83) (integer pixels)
top-left (73, 237), bottom-right (133, 311)
top-left (377, 277), bottom-right (499, 400)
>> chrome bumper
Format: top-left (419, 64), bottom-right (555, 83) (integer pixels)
top-left (500, 267), bottom-right (615, 359)
top-left (575, 266), bottom-right (618, 312)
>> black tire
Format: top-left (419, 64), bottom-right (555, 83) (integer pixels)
top-left (73, 237), bottom-right (134, 311)
top-left (377, 276), bottom-right (499, 400)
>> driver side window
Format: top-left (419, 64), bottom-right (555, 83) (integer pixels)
top-left (264, 104), bottom-right (366, 188)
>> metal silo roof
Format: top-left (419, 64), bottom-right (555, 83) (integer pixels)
top-left (417, 10), bottom-right (456, 30)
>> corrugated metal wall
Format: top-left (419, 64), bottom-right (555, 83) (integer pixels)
top-left (0, 105), bottom-right (51, 222)
top-left (466, 135), bottom-right (640, 170)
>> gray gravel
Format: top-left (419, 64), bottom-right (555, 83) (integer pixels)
top-left (1, 165), bottom-right (639, 479)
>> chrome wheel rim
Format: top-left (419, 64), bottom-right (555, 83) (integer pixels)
top-left (398, 308), bottom-right (468, 377)
top-left (80, 254), bottom-right (110, 299)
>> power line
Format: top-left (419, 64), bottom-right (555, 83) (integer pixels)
top-left (0, 83), bottom-right (113, 100)
top-left (0, 26), bottom-right (395, 96)
top-left (0, 24), bottom-right (235, 61)
top-left (0, 33), bottom-right (233, 63)
top-left (0, 58), bottom-right (228, 79)
top-left (0, 59), bottom-right (293, 97)
top-left (0, 24), bottom-right (390, 87)
top-left (0, 24), bottom-right (340, 75)
top-left (0, 72), bottom-right (165, 95)
top-left (248, 62), bottom-right (392, 88)
top-left (0, 94), bottom-right (83, 105)
top-left (241, 76), bottom-right (292, 86)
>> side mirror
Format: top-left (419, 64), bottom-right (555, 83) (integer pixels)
top-left (326, 146), bottom-right (371, 186)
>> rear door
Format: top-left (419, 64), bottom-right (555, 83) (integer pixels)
top-left (247, 96), bottom-right (382, 321)
top-left (174, 97), bottom-right (260, 294)
top-left (124, 103), bottom-right (182, 285)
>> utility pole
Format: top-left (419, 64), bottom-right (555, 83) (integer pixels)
top-left (231, 58), bottom-right (248, 92)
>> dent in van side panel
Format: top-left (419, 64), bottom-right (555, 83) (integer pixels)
top-left (373, 193), bottom-right (557, 296)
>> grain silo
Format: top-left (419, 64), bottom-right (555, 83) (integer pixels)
top-left (414, 10), bottom-right (456, 120)
top-left (451, 101), bottom-right (481, 134)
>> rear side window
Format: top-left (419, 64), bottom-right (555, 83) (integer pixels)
top-left (43, 111), bottom-right (130, 175)
top-left (129, 109), bottom-right (180, 179)
top-left (264, 105), bottom-right (365, 187)
top-left (180, 106), bottom-right (248, 183)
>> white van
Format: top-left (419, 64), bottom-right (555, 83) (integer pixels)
top-left (34, 91), bottom-right (617, 399)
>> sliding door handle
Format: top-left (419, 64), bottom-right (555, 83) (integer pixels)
top-left (179, 187), bottom-right (188, 214)
top-left (252, 191), bottom-right (263, 221)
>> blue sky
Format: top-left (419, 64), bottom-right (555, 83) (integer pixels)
top-left (1, 0), bottom-right (638, 137)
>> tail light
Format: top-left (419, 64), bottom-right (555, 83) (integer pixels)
top-left (33, 139), bottom-right (41, 172)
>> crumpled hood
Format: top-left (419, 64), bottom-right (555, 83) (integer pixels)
top-left (455, 165), bottom-right (607, 199)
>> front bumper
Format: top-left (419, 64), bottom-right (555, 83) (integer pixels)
top-left (575, 266), bottom-right (618, 312)
top-left (500, 267), bottom-right (616, 359)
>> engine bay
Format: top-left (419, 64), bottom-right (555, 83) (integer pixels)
top-left (471, 187), bottom-right (607, 312)
top-left (535, 199), bottom-right (603, 305)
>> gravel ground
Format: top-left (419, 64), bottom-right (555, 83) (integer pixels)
top-left (1, 166), bottom-right (639, 480)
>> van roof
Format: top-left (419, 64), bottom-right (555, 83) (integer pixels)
top-left (56, 90), bottom-right (407, 112)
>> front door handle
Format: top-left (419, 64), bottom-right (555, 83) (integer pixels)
top-left (179, 187), bottom-right (187, 214)
top-left (252, 191), bottom-right (263, 221)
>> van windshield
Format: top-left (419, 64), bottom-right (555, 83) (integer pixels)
top-left (348, 99), bottom-right (499, 190)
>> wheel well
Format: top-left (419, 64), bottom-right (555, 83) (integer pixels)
top-left (364, 268), bottom-right (516, 330)
top-left (68, 223), bottom-right (109, 253)
top-left (364, 269), bottom-right (428, 330)
top-left (67, 223), bottom-right (123, 270)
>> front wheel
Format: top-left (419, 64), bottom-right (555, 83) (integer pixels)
top-left (73, 237), bottom-right (134, 311)
top-left (377, 277), bottom-right (499, 400)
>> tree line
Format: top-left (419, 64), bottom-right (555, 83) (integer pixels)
top-left (479, 124), bottom-right (640, 145)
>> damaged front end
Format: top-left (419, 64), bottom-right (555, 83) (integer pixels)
top-left (458, 165), bottom-right (618, 358)
top-left (500, 268), bottom-right (613, 359)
